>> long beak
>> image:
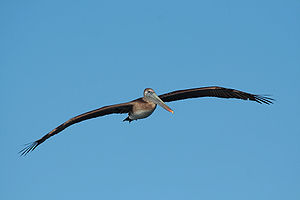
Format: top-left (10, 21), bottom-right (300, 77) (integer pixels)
top-left (149, 93), bottom-right (174, 114)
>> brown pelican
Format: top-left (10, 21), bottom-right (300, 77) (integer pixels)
top-left (20, 86), bottom-right (273, 155)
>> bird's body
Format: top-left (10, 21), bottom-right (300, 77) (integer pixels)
top-left (126, 98), bottom-right (157, 122)
top-left (20, 86), bottom-right (273, 155)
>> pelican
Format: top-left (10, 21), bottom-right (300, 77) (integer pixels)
top-left (20, 86), bottom-right (273, 155)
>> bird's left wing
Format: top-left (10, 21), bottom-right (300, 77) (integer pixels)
top-left (159, 86), bottom-right (273, 104)
top-left (20, 102), bottom-right (133, 156)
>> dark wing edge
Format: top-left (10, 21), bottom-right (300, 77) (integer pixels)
top-left (159, 86), bottom-right (274, 104)
top-left (19, 102), bottom-right (133, 156)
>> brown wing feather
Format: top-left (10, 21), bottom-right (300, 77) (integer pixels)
top-left (20, 102), bottom-right (133, 156)
top-left (159, 86), bottom-right (274, 104)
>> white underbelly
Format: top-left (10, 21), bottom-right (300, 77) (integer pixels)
top-left (129, 109), bottom-right (155, 120)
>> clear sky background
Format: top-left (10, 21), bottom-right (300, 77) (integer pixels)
top-left (1, 0), bottom-right (299, 199)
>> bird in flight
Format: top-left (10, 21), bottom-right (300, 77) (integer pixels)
top-left (20, 86), bottom-right (273, 156)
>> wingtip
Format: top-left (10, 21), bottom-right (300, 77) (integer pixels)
top-left (19, 141), bottom-right (40, 156)
top-left (254, 95), bottom-right (275, 105)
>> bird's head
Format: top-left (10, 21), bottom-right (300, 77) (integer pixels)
top-left (144, 88), bottom-right (174, 114)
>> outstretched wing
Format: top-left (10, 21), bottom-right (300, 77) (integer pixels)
top-left (159, 86), bottom-right (274, 104)
top-left (20, 102), bottom-right (133, 156)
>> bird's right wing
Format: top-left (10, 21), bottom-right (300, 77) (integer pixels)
top-left (20, 102), bottom-right (133, 156)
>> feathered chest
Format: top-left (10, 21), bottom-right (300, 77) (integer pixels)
top-left (129, 99), bottom-right (157, 120)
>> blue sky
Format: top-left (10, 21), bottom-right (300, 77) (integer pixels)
top-left (1, 0), bottom-right (299, 199)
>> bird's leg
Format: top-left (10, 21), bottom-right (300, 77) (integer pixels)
top-left (123, 116), bottom-right (133, 123)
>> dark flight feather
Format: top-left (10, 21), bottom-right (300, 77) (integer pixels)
top-left (159, 86), bottom-right (274, 104)
top-left (19, 103), bottom-right (133, 156)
